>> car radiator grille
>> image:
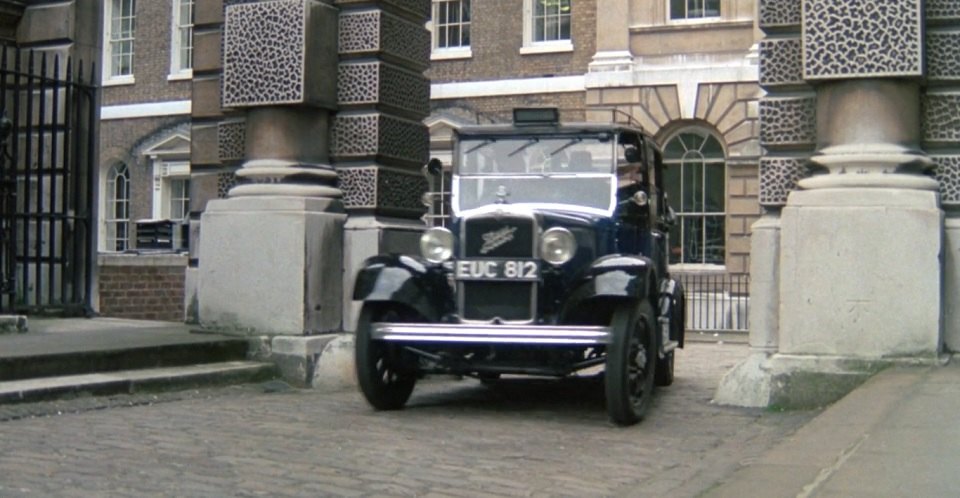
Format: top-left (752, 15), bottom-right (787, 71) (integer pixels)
top-left (460, 215), bottom-right (537, 322)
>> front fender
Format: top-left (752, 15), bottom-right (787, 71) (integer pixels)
top-left (564, 255), bottom-right (658, 313)
top-left (353, 254), bottom-right (454, 322)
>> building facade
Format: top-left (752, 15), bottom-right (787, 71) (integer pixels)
top-left (425, 0), bottom-right (762, 279)
top-left (97, 0), bottom-right (202, 320)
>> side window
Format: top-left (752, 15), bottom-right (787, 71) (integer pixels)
top-left (103, 0), bottom-right (136, 83)
top-left (663, 129), bottom-right (726, 265)
top-left (104, 162), bottom-right (131, 252)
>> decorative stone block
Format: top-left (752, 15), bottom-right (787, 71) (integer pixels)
top-left (933, 155), bottom-right (960, 206)
top-left (334, 0), bottom-right (430, 23)
top-left (337, 165), bottom-right (428, 216)
top-left (332, 112), bottom-right (429, 167)
top-left (759, 97), bottom-right (817, 147)
top-left (338, 9), bottom-right (430, 71)
top-left (927, 31), bottom-right (960, 81)
top-left (217, 171), bottom-right (239, 199)
top-left (760, 0), bottom-right (802, 30)
top-left (222, 0), bottom-right (338, 108)
top-left (922, 93), bottom-right (960, 144)
top-left (338, 61), bottom-right (430, 119)
top-left (802, 0), bottom-right (923, 80)
top-left (927, 0), bottom-right (960, 22)
top-left (760, 38), bottom-right (804, 88)
top-left (760, 157), bottom-right (808, 206)
top-left (218, 120), bottom-right (246, 163)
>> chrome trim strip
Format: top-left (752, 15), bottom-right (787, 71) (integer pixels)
top-left (372, 323), bottom-right (611, 345)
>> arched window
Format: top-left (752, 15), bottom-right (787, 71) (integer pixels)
top-left (105, 162), bottom-right (130, 252)
top-left (663, 129), bottom-right (725, 265)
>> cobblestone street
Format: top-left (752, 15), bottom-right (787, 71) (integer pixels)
top-left (0, 342), bottom-right (815, 497)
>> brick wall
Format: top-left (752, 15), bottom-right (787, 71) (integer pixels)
top-left (432, 92), bottom-right (587, 122)
top-left (427, 0), bottom-right (597, 83)
top-left (102, 0), bottom-right (192, 106)
top-left (98, 254), bottom-right (187, 321)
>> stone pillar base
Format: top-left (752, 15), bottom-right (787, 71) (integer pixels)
top-left (945, 217), bottom-right (960, 352)
top-left (717, 187), bottom-right (945, 408)
top-left (779, 188), bottom-right (942, 357)
top-left (714, 352), bottom-right (930, 409)
top-left (342, 216), bottom-right (426, 332)
top-left (268, 333), bottom-right (356, 390)
top-left (198, 196), bottom-right (346, 335)
top-left (184, 267), bottom-right (200, 324)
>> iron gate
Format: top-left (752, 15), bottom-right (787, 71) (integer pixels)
top-left (0, 46), bottom-right (97, 314)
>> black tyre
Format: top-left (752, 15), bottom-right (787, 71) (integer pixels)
top-left (605, 301), bottom-right (657, 426)
top-left (355, 304), bottom-right (417, 410)
top-left (655, 351), bottom-right (675, 387)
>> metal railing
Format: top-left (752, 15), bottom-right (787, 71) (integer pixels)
top-left (0, 46), bottom-right (97, 314)
top-left (676, 272), bottom-right (750, 333)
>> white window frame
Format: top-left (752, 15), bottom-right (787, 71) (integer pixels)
top-left (151, 159), bottom-right (191, 221)
top-left (430, 0), bottom-right (472, 61)
top-left (668, 0), bottom-right (722, 23)
top-left (102, 162), bottom-right (131, 253)
top-left (663, 129), bottom-right (727, 269)
top-left (521, 0), bottom-right (574, 55)
top-left (102, 0), bottom-right (136, 85)
top-left (170, 0), bottom-right (194, 80)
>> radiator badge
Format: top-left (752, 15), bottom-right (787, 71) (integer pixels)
top-left (479, 226), bottom-right (518, 255)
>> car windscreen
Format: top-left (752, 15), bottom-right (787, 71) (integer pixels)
top-left (454, 175), bottom-right (615, 213)
top-left (454, 134), bottom-right (617, 212)
top-left (457, 135), bottom-right (615, 176)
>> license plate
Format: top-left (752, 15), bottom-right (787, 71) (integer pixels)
top-left (454, 260), bottom-right (540, 281)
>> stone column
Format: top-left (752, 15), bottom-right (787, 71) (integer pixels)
top-left (718, 0), bottom-right (947, 409)
top-left (333, 1), bottom-right (431, 333)
top-left (926, 5), bottom-right (960, 352)
top-left (198, 0), bottom-right (347, 336)
top-left (589, 0), bottom-right (632, 71)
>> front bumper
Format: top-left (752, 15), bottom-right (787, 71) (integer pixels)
top-left (371, 323), bottom-right (611, 345)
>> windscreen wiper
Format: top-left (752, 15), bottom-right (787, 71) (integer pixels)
top-left (507, 138), bottom-right (539, 157)
top-left (464, 139), bottom-right (496, 155)
top-left (550, 137), bottom-right (582, 156)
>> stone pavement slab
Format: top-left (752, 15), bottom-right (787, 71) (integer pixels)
top-left (705, 360), bottom-right (960, 498)
top-left (0, 317), bottom-right (209, 358)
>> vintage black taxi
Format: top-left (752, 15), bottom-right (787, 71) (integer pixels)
top-left (353, 108), bottom-right (686, 425)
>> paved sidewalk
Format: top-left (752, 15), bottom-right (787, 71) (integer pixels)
top-left (0, 317), bottom-right (209, 358)
top-left (705, 359), bottom-right (960, 497)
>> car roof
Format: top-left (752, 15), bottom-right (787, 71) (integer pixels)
top-left (456, 122), bottom-right (648, 138)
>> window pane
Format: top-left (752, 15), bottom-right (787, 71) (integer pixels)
top-left (681, 156), bottom-right (703, 212)
top-left (705, 0), bottom-right (720, 17)
top-left (535, 17), bottom-right (546, 42)
top-left (670, 0), bottom-right (686, 19)
top-left (703, 215), bottom-right (725, 264)
top-left (546, 16), bottom-right (559, 40)
top-left (704, 163), bottom-right (725, 213)
top-left (681, 216), bottom-right (702, 263)
top-left (449, 25), bottom-right (460, 47)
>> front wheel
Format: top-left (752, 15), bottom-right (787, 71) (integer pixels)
top-left (355, 304), bottom-right (418, 410)
top-left (605, 301), bottom-right (657, 426)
